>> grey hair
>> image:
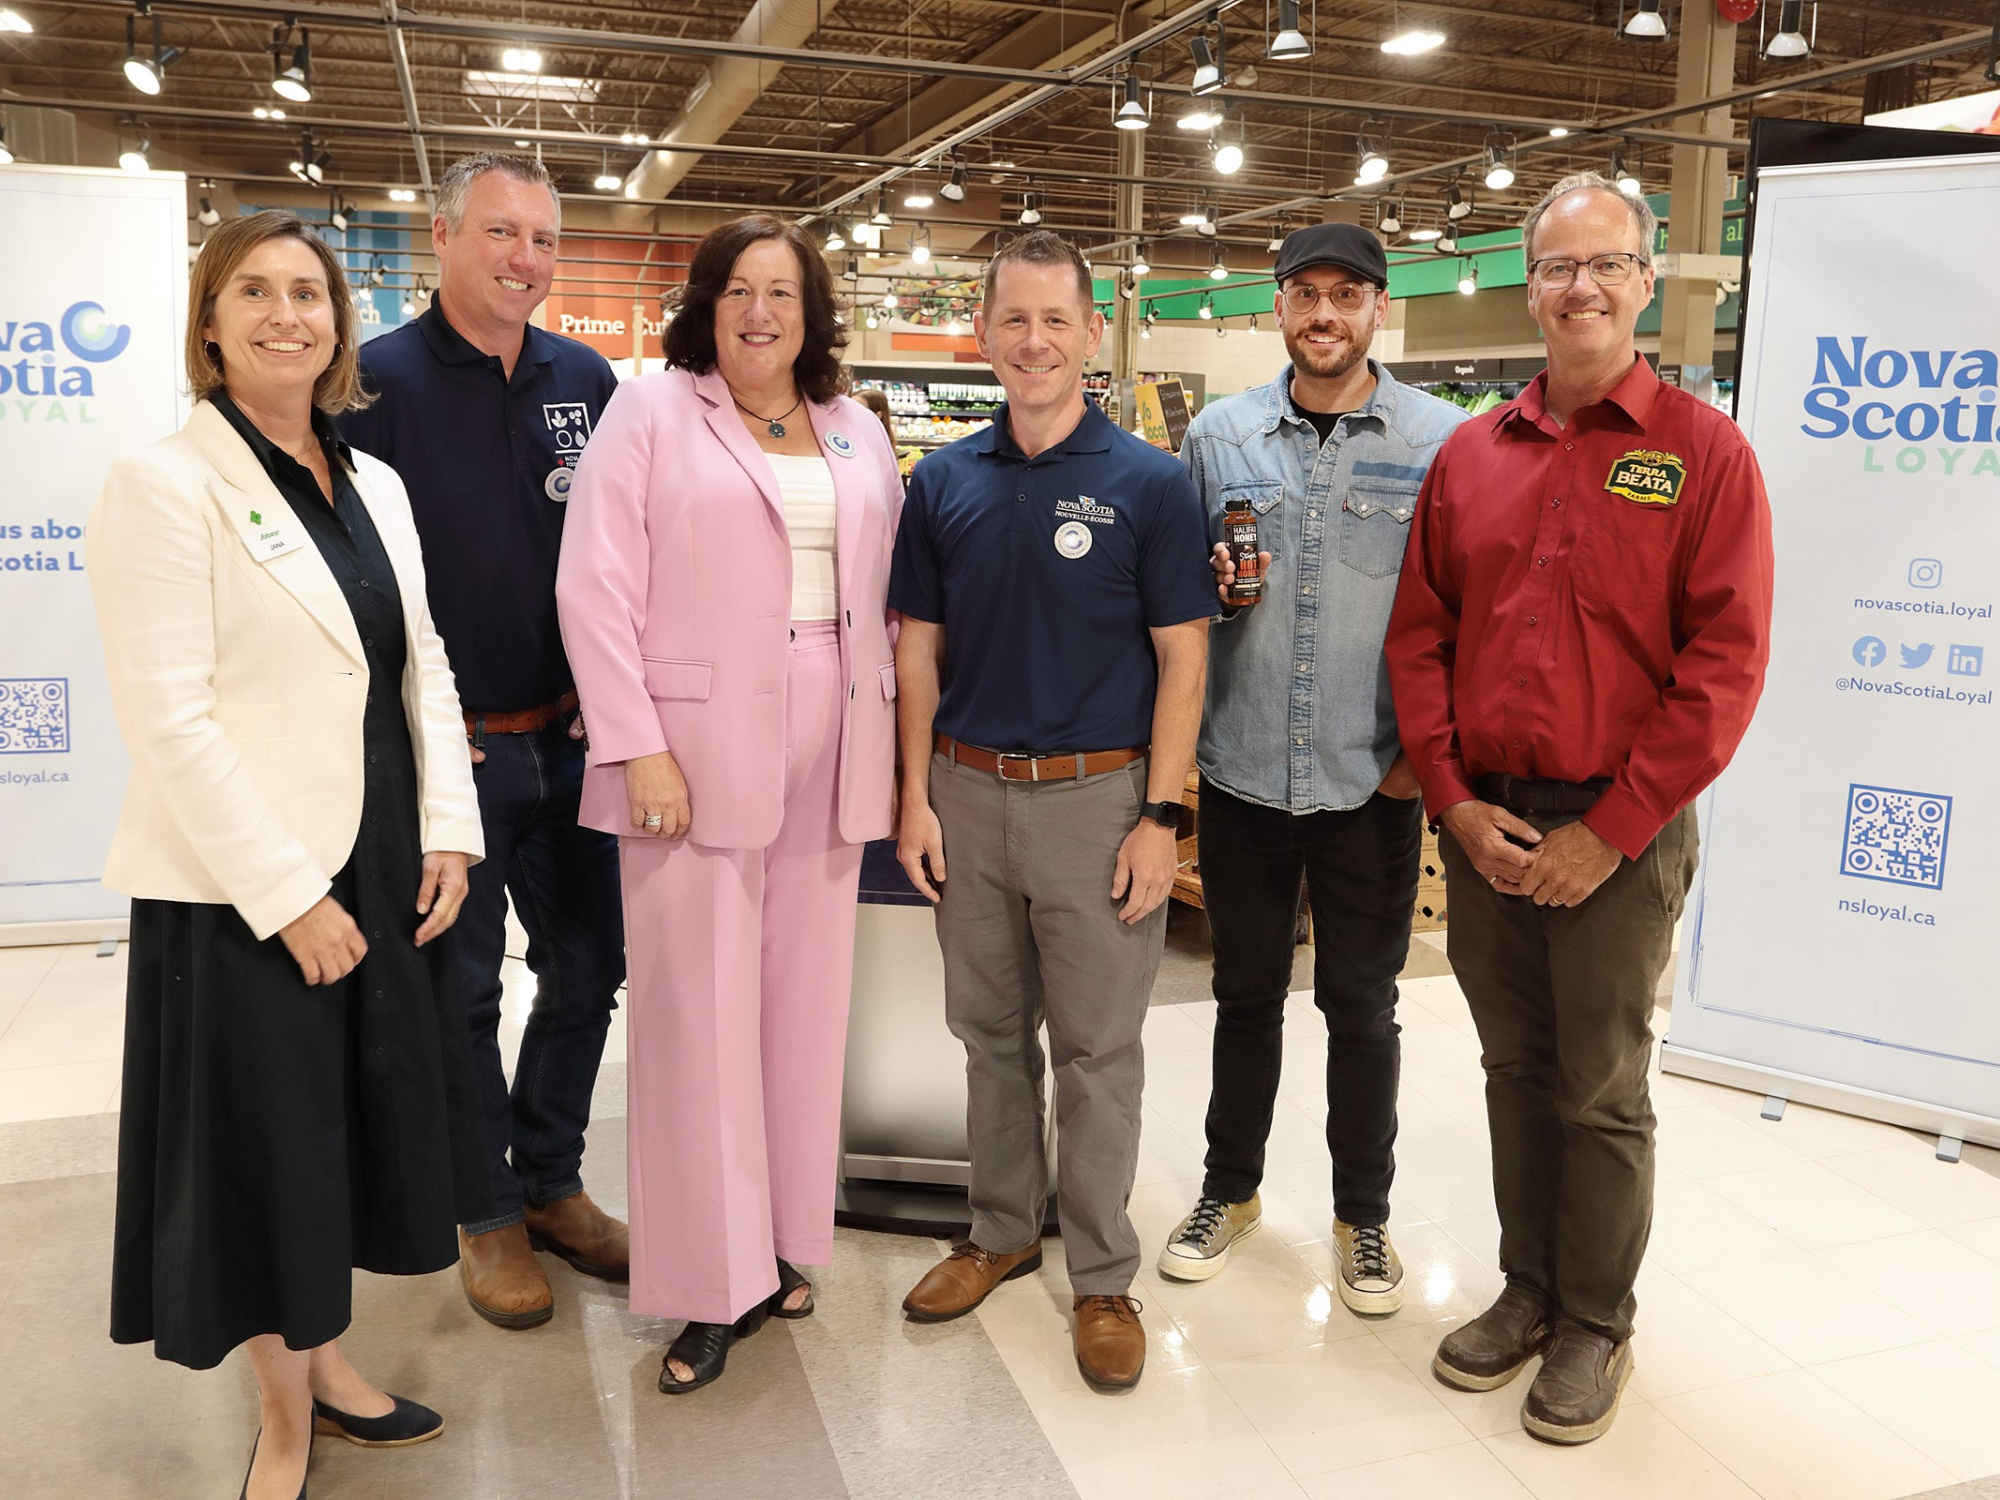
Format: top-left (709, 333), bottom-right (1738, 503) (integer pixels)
top-left (1520, 171), bottom-right (1658, 264)
top-left (982, 229), bottom-right (1095, 315)
top-left (433, 152), bottom-right (561, 232)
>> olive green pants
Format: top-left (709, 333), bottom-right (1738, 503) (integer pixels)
top-left (1439, 806), bottom-right (1697, 1341)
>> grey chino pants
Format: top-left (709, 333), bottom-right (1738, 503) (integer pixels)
top-left (1440, 804), bottom-right (1698, 1341)
top-left (928, 751), bottom-right (1168, 1295)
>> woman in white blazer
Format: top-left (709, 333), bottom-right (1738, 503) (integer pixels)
top-left (88, 211), bottom-right (487, 1500)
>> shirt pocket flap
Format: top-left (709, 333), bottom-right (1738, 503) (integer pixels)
top-left (1345, 464), bottom-right (1424, 523)
top-left (1221, 480), bottom-right (1285, 515)
top-left (641, 657), bottom-right (714, 702)
top-left (211, 701), bottom-right (292, 739)
top-left (879, 663), bottom-right (898, 701)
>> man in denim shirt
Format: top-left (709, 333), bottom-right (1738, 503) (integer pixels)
top-left (1158, 224), bottom-right (1464, 1314)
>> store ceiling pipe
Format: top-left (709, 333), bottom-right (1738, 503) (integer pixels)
top-left (625, 0), bottom-right (846, 203)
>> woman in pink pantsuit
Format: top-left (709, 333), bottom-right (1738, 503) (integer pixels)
top-left (554, 216), bottom-right (901, 1394)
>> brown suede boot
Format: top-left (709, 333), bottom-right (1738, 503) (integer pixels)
top-left (1072, 1295), bottom-right (1145, 1390)
top-left (458, 1224), bottom-right (553, 1329)
top-left (523, 1189), bottom-right (630, 1282)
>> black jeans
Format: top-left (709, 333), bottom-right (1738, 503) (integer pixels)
top-left (451, 724), bottom-right (626, 1231)
top-left (1196, 778), bottom-right (1422, 1226)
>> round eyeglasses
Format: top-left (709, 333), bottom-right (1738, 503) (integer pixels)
top-left (1280, 282), bottom-right (1378, 316)
top-left (1527, 252), bottom-right (1649, 288)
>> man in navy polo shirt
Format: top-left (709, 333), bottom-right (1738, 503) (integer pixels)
top-left (891, 231), bottom-right (1215, 1391)
top-left (339, 152), bottom-right (627, 1332)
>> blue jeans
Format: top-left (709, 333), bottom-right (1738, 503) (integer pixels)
top-left (451, 725), bottom-right (625, 1232)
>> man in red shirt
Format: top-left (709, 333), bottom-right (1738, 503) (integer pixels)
top-left (1386, 173), bottom-right (1772, 1444)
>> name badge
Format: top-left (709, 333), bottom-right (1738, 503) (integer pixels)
top-left (213, 484), bottom-right (306, 562)
top-left (826, 431), bottom-right (856, 458)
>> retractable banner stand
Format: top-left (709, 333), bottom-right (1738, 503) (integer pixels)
top-left (1665, 151), bottom-right (2000, 1150)
top-left (0, 165), bottom-right (189, 943)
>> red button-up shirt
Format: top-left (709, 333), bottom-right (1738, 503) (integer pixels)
top-left (1386, 356), bottom-right (1774, 860)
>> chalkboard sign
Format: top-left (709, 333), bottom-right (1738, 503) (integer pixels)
top-left (1136, 378), bottom-right (1193, 452)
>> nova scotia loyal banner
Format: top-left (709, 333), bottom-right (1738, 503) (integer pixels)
top-left (1665, 153), bottom-right (2000, 1146)
top-left (0, 165), bottom-right (188, 937)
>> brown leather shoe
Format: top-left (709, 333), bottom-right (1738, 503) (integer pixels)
top-left (1432, 1284), bottom-right (1554, 1392)
top-left (1072, 1295), bottom-right (1145, 1390)
top-left (523, 1189), bottom-right (630, 1282)
top-left (1522, 1320), bottom-right (1634, 1445)
top-left (901, 1240), bottom-right (1043, 1323)
top-left (458, 1224), bottom-right (553, 1329)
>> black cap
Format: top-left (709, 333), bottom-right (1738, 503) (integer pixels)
top-left (1272, 222), bottom-right (1389, 288)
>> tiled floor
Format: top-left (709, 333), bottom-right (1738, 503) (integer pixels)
top-left (3, 911), bottom-right (1998, 1499)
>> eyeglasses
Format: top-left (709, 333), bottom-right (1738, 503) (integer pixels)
top-left (1280, 282), bottom-right (1378, 315)
top-left (1527, 252), bottom-right (1649, 288)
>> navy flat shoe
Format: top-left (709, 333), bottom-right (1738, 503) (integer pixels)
top-left (238, 1420), bottom-right (311, 1499)
top-left (311, 1394), bottom-right (443, 1448)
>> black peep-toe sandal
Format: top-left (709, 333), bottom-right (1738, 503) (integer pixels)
top-left (658, 1302), bottom-right (772, 1395)
top-left (770, 1258), bottom-right (815, 1320)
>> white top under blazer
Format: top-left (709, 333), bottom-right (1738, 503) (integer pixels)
top-left (765, 452), bottom-right (839, 622)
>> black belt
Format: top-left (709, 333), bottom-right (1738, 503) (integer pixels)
top-left (1474, 773), bottom-right (1611, 816)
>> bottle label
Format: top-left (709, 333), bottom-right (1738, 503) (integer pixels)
top-left (1224, 513), bottom-right (1263, 603)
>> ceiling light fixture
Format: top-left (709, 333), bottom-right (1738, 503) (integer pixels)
top-left (940, 161), bottom-right (969, 201)
top-left (1458, 261), bottom-right (1479, 296)
top-left (1178, 104), bottom-right (1224, 132)
top-left (911, 225), bottom-right (931, 265)
top-left (1548, 125), bottom-right (1571, 138)
top-left (1381, 28), bottom-right (1444, 56)
top-left (902, 182), bottom-right (934, 209)
top-left (1209, 245), bottom-right (1228, 280)
top-left (1267, 221), bottom-right (1286, 252)
top-left (843, 255), bottom-right (859, 282)
top-left (1378, 200), bottom-right (1403, 236)
top-left (594, 151), bottom-right (620, 192)
top-left (824, 217), bottom-right (848, 252)
top-left (1437, 222), bottom-right (1459, 253)
top-left (1446, 178), bottom-right (1473, 221)
top-left (330, 197), bottom-right (354, 233)
top-left (1267, 0), bottom-right (1312, 61)
top-left (1613, 145), bottom-right (1642, 196)
top-left (0, 9), bottom-right (33, 34)
top-left (1620, 0), bottom-right (1668, 41)
top-left (389, 188), bottom-right (417, 203)
top-left (117, 118), bottom-right (149, 173)
top-left (1483, 136), bottom-right (1516, 192)
top-left (1408, 225), bottom-right (1442, 243)
top-left (865, 311), bottom-right (879, 329)
top-left (1355, 120), bottom-right (1390, 185)
top-left (1212, 119), bottom-right (1245, 176)
top-left (1114, 73), bottom-right (1150, 129)
top-left (196, 191), bottom-right (221, 226)
top-left (871, 189), bottom-right (894, 227)
top-left (1762, 0), bottom-right (1814, 60)
top-left (1189, 29), bottom-right (1224, 95)
top-left (123, 7), bottom-right (182, 96)
top-left (1131, 241), bottom-right (1152, 277)
top-left (883, 291), bottom-right (898, 309)
top-left (270, 23), bottom-right (311, 103)
top-left (1019, 189), bottom-right (1043, 226)
top-left (501, 47), bottom-right (542, 74)
top-left (1198, 292), bottom-right (1213, 319)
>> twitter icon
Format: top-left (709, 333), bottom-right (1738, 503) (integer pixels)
top-left (1900, 643), bottom-right (1935, 669)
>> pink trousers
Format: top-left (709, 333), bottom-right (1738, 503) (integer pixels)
top-left (621, 620), bottom-right (864, 1324)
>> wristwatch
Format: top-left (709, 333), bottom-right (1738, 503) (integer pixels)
top-left (1139, 799), bottom-right (1181, 830)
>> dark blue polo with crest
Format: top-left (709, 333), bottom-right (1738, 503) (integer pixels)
top-left (337, 297), bottom-right (618, 714)
top-left (888, 397), bottom-right (1217, 753)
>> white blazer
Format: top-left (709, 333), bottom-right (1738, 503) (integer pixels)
top-left (86, 400), bottom-right (483, 941)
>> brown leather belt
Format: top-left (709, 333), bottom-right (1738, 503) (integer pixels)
top-left (935, 734), bottom-right (1146, 783)
top-left (465, 690), bottom-right (579, 738)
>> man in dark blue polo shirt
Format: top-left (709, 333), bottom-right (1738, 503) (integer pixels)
top-left (891, 231), bottom-right (1215, 1392)
top-left (339, 153), bottom-right (627, 1331)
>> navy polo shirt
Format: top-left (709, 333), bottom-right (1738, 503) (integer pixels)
top-left (888, 398), bottom-right (1216, 752)
top-left (338, 298), bottom-right (618, 713)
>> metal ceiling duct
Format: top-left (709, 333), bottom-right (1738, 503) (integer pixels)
top-left (625, 0), bottom-right (844, 201)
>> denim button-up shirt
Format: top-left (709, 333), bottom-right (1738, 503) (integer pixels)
top-left (1184, 360), bottom-right (1467, 812)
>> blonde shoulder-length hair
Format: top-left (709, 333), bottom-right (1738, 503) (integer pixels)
top-left (185, 209), bottom-right (372, 414)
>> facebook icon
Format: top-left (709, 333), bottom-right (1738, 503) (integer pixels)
top-left (1853, 636), bottom-right (1887, 668)
top-left (1948, 644), bottom-right (1984, 678)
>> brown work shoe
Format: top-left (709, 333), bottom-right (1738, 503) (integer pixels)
top-left (523, 1189), bottom-right (630, 1282)
top-left (1522, 1320), bottom-right (1634, 1445)
top-left (1072, 1295), bottom-right (1145, 1390)
top-left (458, 1224), bottom-right (554, 1330)
top-left (901, 1240), bottom-right (1043, 1322)
top-left (1432, 1284), bottom-right (1554, 1392)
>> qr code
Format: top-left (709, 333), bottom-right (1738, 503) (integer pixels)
top-left (0, 678), bottom-right (70, 755)
top-left (1840, 784), bottom-right (1950, 891)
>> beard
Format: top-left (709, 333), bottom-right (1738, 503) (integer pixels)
top-left (1284, 322), bottom-right (1370, 384)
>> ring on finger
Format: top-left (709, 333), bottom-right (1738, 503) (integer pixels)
top-left (643, 813), bottom-right (664, 829)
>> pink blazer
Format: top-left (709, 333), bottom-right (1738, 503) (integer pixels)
top-left (555, 367), bottom-right (903, 850)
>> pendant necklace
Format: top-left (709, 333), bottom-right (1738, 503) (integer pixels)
top-left (733, 391), bottom-right (804, 439)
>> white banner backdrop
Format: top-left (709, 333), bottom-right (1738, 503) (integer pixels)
top-left (1666, 153), bottom-right (2000, 1147)
top-left (0, 165), bottom-right (189, 939)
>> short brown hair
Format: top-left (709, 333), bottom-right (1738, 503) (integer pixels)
top-left (982, 230), bottom-right (1094, 315)
top-left (664, 216), bottom-right (847, 405)
top-left (186, 209), bottom-right (369, 414)
top-left (434, 151), bottom-right (561, 233)
top-left (1521, 171), bottom-right (1658, 264)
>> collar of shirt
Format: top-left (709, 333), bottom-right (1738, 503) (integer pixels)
top-left (1246, 358), bottom-right (1416, 440)
top-left (207, 388), bottom-right (353, 474)
top-left (1501, 353), bottom-right (1660, 438)
top-left (976, 395), bottom-right (1115, 461)
top-left (416, 296), bottom-right (562, 380)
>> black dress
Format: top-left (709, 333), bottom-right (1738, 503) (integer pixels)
top-left (109, 395), bottom-right (492, 1371)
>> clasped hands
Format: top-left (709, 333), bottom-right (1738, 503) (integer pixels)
top-left (1440, 801), bottom-right (1622, 909)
